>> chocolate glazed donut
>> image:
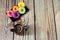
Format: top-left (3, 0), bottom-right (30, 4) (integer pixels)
top-left (14, 24), bottom-right (24, 35)
top-left (10, 24), bottom-right (24, 35)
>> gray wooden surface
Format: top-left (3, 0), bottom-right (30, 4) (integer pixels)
top-left (0, 0), bottom-right (60, 40)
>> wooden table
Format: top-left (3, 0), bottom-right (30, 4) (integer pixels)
top-left (0, 0), bottom-right (60, 40)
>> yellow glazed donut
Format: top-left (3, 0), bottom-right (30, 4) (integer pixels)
top-left (18, 2), bottom-right (25, 7)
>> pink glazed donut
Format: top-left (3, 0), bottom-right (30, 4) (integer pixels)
top-left (6, 10), bottom-right (13, 17)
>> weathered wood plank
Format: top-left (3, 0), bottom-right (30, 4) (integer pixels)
top-left (5, 0), bottom-right (14, 40)
top-left (0, 0), bottom-right (6, 40)
top-left (46, 0), bottom-right (57, 40)
top-left (53, 0), bottom-right (60, 40)
top-left (35, 0), bottom-right (48, 40)
top-left (23, 0), bottom-right (35, 40)
top-left (0, 0), bottom-right (13, 40)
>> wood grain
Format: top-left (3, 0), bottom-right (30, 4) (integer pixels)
top-left (53, 0), bottom-right (60, 40)
top-left (0, 0), bottom-right (13, 40)
top-left (46, 0), bottom-right (57, 40)
top-left (0, 0), bottom-right (59, 40)
top-left (35, 0), bottom-right (48, 40)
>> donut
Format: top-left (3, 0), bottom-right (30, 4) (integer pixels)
top-left (13, 6), bottom-right (18, 11)
top-left (6, 10), bottom-right (13, 17)
top-left (18, 2), bottom-right (25, 7)
top-left (18, 7), bottom-right (26, 14)
top-left (13, 12), bottom-right (20, 19)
